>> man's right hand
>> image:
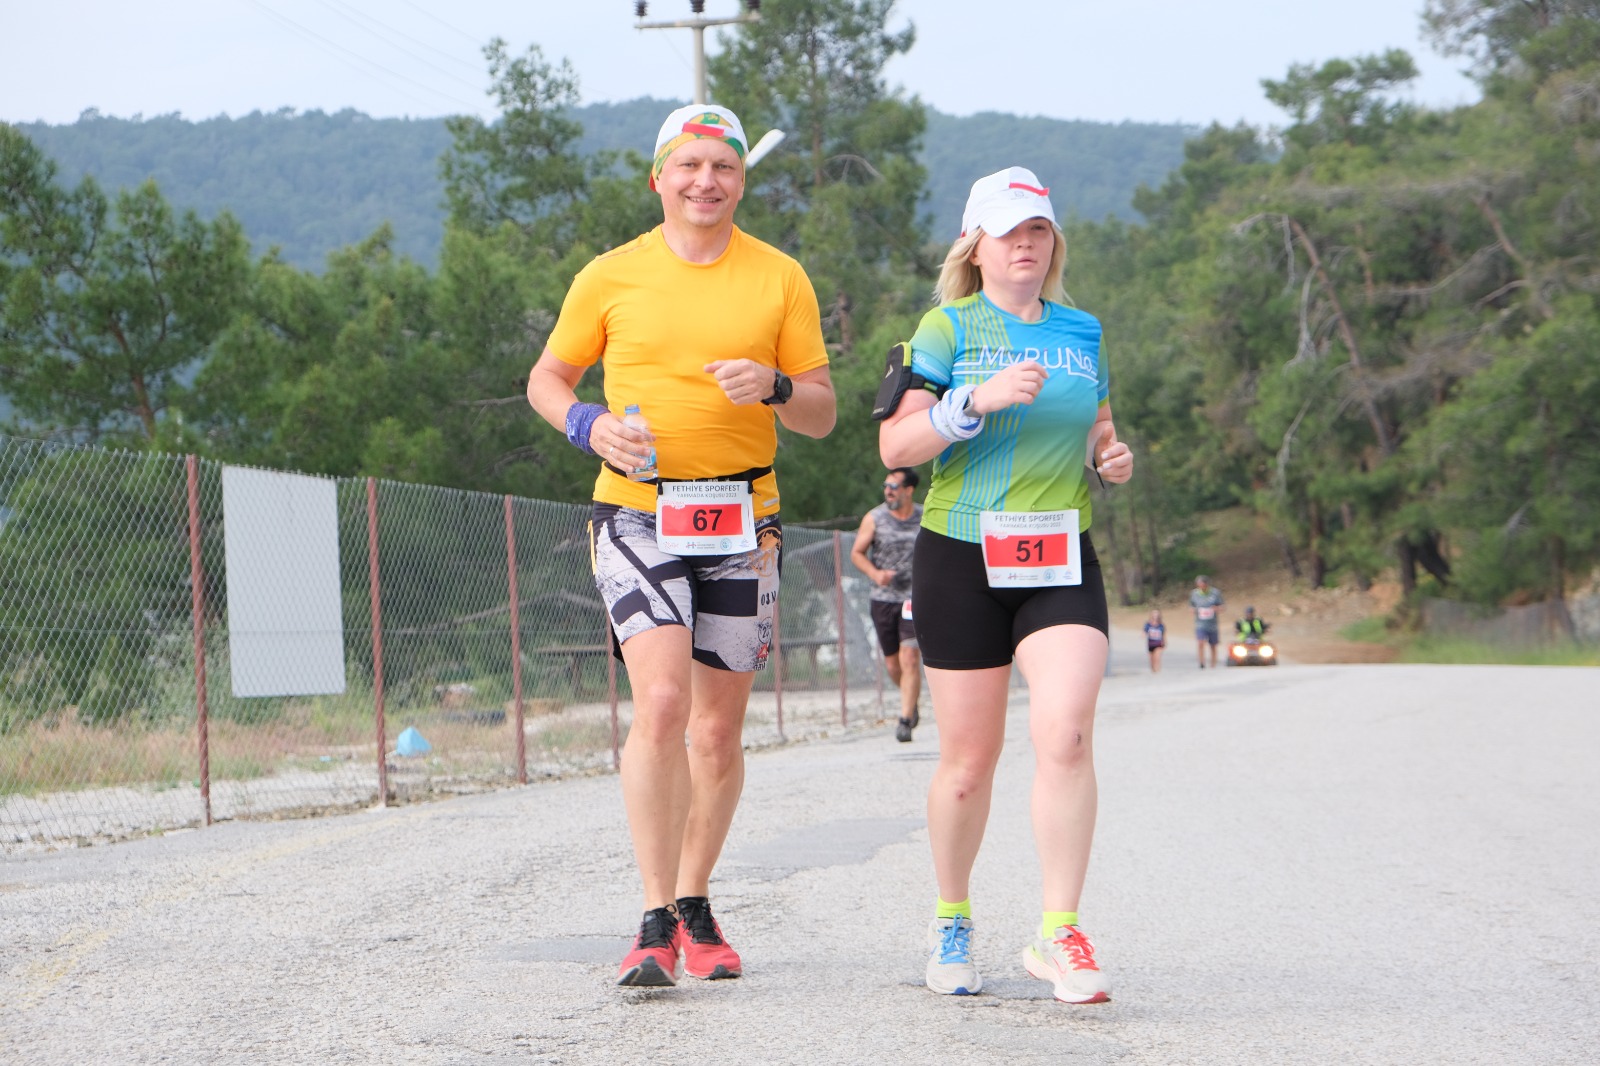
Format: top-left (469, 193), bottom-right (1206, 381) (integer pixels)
top-left (874, 568), bottom-right (896, 587)
top-left (589, 413), bottom-right (654, 470)
top-left (704, 359), bottom-right (773, 406)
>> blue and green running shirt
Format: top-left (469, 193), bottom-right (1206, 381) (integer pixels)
top-left (909, 293), bottom-right (1109, 543)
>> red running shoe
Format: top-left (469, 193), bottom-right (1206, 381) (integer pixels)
top-left (675, 896), bottom-right (743, 979)
top-left (617, 906), bottom-right (682, 987)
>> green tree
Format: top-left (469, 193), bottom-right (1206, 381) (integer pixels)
top-left (1261, 50), bottom-right (1420, 151)
top-left (440, 40), bottom-right (587, 238)
top-left (1166, 23), bottom-right (1600, 602)
top-left (1415, 299), bottom-right (1600, 615)
top-left (707, 0), bottom-right (930, 352)
top-left (0, 125), bottom-right (250, 444)
top-left (683, 1), bottom-right (935, 518)
top-left (193, 223), bottom-right (602, 502)
top-left (193, 227), bottom-right (444, 477)
top-left (440, 39), bottom-right (661, 262)
top-left (1063, 217), bottom-right (1217, 601)
top-left (1424, 0), bottom-right (1600, 80)
top-left (0, 445), bottom-right (191, 730)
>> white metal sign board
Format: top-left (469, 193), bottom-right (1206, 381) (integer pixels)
top-left (221, 466), bottom-right (346, 697)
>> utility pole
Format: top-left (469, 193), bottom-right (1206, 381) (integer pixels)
top-left (633, 2), bottom-right (762, 105)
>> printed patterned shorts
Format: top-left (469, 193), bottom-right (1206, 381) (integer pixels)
top-left (590, 503), bottom-right (783, 673)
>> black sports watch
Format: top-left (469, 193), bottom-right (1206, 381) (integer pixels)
top-left (761, 369), bottom-right (794, 406)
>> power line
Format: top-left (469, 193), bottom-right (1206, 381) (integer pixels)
top-left (392, 0), bottom-right (484, 48)
top-left (311, 0), bottom-right (484, 78)
top-left (245, 0), bottom-right (483, 112)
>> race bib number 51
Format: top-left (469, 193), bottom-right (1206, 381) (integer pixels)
top-left (980, 509), bottom-right (1081, 588)
top-left (656, 481), bottom-right (756, 555)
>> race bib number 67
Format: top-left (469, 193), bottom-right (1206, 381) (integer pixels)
top-left (656, 480), bottom-right (756, 555)
top-left (980, 509), bottom-right (1082, 588)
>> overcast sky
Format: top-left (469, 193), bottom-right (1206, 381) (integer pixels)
top-left (3, 0), bottom-right (1479, 130)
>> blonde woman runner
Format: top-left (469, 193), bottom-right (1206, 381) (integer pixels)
top-left (879, 167), bottom-right (1134, 1003)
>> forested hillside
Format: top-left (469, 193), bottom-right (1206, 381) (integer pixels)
top-left (923, 111), bottom-right (1193, 228)
top-left (17, 102), bottom-right (1190, 269)
top-left (21, 109), bottom-right (453, 267)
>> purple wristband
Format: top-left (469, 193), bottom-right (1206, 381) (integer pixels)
top-left (564, 402), bottom-right (608, 454)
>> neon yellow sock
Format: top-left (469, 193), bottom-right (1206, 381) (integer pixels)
top-left (1040, 911), bottom-right (1079, 940)
top-left (936, 897), bottom-right (971, 920)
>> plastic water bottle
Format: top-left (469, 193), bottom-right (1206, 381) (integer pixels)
top-left (622, 404), bottom-right (657, 481)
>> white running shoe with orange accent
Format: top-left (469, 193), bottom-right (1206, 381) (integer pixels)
top-left (1021, 924), bottom-right (1111, 1003)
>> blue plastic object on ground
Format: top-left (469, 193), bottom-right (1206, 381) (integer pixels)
top-left (396, 726), bottom-right (432, 757)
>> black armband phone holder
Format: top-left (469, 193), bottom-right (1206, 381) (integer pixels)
top-left (871, 341), bottom-right (945, 422)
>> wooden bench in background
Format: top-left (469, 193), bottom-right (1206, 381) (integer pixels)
top-left (530, 643), bottom-right (610, 697)
top-left (775, 634), bottom-right (838, 686)
top-left (532, 633), bottom-right (842, 695)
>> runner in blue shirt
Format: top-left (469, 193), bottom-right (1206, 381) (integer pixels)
top-left (1189, 575), bottom-right (1224, 669)
top-left (1144, 608), bottom-right (1166, 673)
top-left (879, 167), bottom-right (1135, 1005)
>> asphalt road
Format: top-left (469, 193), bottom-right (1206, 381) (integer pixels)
top-left (3, 656), bottom-right (1596, 1065)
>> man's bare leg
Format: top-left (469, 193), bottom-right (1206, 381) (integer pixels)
top-left (675, 662), bottom-right (757, 897)
top-left (898, 644), bottom-right (922, 724)
top-left (671, 661), bottom-right (757, 980)
top-left (617, 625), bottom-right (697, 909)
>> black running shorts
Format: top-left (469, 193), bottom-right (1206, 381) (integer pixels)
top-left (911, 528), bottom-right (1108, 670)
top-left (869, 599), bottom-right (917, 656)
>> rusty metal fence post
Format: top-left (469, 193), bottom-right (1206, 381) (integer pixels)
top-left (186, 455), bottom-right (212, 826)
top-left (834, 531), bottom-right (848, 726)
top-left (366, 477), bottom-right (388, 807)
top-left (504, 495), bottom-right (527, 785)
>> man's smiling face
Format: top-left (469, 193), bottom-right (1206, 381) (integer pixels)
top-left (656, 139), bottom-right (745, 233)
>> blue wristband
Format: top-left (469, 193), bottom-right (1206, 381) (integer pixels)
top-left (564, 402), bottom-right (608, 454)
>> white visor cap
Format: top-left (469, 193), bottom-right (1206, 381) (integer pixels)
top-left (960, 166), bottom-right (1058, 238)
top-left (652, 104), bottom-right (747, 158)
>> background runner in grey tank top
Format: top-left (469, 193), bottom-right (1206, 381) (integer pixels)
top-left (866, 502), bottom-right (923, 603)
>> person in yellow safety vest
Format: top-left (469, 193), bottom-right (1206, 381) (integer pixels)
top-left (1235, 606), bottom-right (1268, 640)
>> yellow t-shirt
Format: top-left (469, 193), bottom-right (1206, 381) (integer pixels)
top-left (547, 226), bottom-right (829, 517)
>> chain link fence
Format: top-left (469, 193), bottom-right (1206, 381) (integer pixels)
top-left (1, 433), bottom-right (888, 854)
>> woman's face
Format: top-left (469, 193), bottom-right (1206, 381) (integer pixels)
top-left (971, 217), bottom-right (1054, 292)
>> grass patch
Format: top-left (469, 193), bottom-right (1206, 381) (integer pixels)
top-left (1334, 614), bottom-right (1598, 665)
top-left (0, 697), bottom-right (546, 797)
top-left (1396, 636), bottom-right (1600, 667)
top-left (0, 718), bottom-right (199, 795)
top-left (527, 714), bottom-right (617, 754)
top-left (1339, 617), bottom-right (1392, 644)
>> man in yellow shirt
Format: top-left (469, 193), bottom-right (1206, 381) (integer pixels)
top-left (527, 103), bottom-right (835, 988)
